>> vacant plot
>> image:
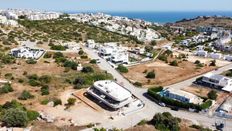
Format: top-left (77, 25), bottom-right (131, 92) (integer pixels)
top-left (123, 60), bottom-right (215, 87)
top-left (182, 86), bottom-right (230, 102)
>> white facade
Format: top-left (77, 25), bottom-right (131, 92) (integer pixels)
top-left (98, 43), bottom-right (129, 64)
top-left (164, 88), bottom-right (203, 104)
top-left (210, 53), bottom-right (222, 59)
top-left (196, 50), bottom-right (208, 57)
top-left (10, 46), bottom-right (45, 59)
top-left (87, 80), bottom-right (134, 109)
top-left (202, 73), bottom-right (232, 92)
top-left (224, 55), bottom-right (232, 61)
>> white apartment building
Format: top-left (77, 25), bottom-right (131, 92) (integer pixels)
top-left (98, 43), bottom-right (129, 64)
top-left (87, 80), bottom-right (134, 109)
top-left (202, 73), bottom-right (232, 92)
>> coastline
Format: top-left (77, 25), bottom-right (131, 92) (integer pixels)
top-left (64, 11), bottom-right (232, 24)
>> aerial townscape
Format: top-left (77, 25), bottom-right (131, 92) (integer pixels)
top-left (0, 1), bottom-right (232, 131)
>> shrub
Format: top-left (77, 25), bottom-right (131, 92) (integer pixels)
top-left (0, 84), bottom-right (13, 94)
top-left (151, 112), bottom-right (181, 131)
top-left (137, 119), bottom-right (148, 126)
top-left (2, 100), bottom-right (25, 110)
top-left (28, 79), bottom-right (40, 87)
top-left (116, 64), bottom-right (128, 73)
top-left (209, 60), bottom-right (216, 66)
top-left (53, 52), bottom-right (64, 59)
top-left (27, 74), bottom-right (38, 80)
top-left (50, 45), bottom-right (66, 51)
top-left (133, 82), bottom-right (142, 87)
top-left (18, 79), bottom-right (24, 83)
top-left (27, 110), bottom-right (39, 121)
top-left (78, 50), bottom-right (84, 55)
top-left (82, 66), bottom-right (94, 73)
top-left (40, 85), bottom-right (49, 95)
top-left (194, 60), bottom-right (201, 64)
top-left (90, 59), bottom-right (97, 64)
top-left (26, 59), bottom-right (37, 64)
top-left (2, 108), bottom-right (28, 127)
top-left (207, 90), bottom-right (217, 100)
top-left (80, 55), bottom-right (88, 59)
top-left (53, 98), bottom-right (62, 107)
top-left (1, 54), bottom-right (15, 64)
top-left (158, 55), bottom-right (168, 62)
top-left (63, 60), bottom-right (78, 70)
top-left (149, 86), bottom-right (163, 93)
top-left (39, 75), bottom-right (51, 84)
top-left (43, 52), bottom-right (52, 58)
top-left (200, 100), bottom-right (212, 109)
top-left (67, 98), bottom-right (76, 105)
top-left (40, 99), bottom-right (49, 105)
top-left (18, 90), bottom-right (34, 100)
top-left (170, 60), bottom-right (178, 66)
top-left (146, 71), bottom-right (156, 79)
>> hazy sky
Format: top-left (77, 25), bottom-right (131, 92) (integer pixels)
top-left (0, 0), bottom-right (232, 12)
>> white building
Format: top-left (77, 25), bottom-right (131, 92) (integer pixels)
top-left (164, 88), bottom-right (203, 104)
top-left (202, 73), bottom-right (232, 92)
top-left (98, 43), bottom-right (129, 64)
top-left (219, 97), bottom-right (232, 113)
top-left (196, 50), bottom-right (208, 57)
top-left (224, 55), bottom-right (232, 61)
top-left (87, 80), bottom-right (134, 109)
top-left (10, 46), bottom-right (45, 59)
top-left (210, 52), bottom-right (222, 59)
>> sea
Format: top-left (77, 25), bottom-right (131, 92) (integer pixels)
top-left (65, 11), bottom-right (232, 24)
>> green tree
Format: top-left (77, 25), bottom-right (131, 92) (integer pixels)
top-left (207, 90), bottom-right (217, 100)
top-left (2, 108), bottom-right (28, 127)
top-left (170, 60), bottom-right (178, 66)
top-left (0, 83), bottom-right (14, 94)
top-left (40, 85), bottom-right (49, 95)
top-left (146, 70), bottom-right (156, 79)
top-left (67, 98), bottom-right (76, 106)
top-left (209, 60), bottom-right (216, 66)
top-left (18, 90), bottom-right (34, 100)
top-left (82, 66), bottom-right (94, 73)
top-left (116, 64), bottom-right (128, 73)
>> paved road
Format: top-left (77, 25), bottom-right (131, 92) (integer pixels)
top-left (83, 47), bottom-right (232, 130)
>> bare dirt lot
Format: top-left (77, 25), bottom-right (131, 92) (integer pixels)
top-left (124, 60), bottom-right (216, 87)
top-left (182, 86), bottom-right (230, 103)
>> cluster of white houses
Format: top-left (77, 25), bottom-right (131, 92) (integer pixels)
top-left (195, 50), bottom-right (232, 61)
top-left (87, 80), bottom-right (144, 111)
top-left (86, 40), bottom-right (129, 65)
top-left (0, 15), bottom-right (18, 26)
top-left (0, 9), bottom-right (60, 20)
top-left (70, 13), bottom-right (160, 42)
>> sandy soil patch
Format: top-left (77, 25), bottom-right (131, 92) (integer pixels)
top-left (124, 60), bottom-right (215, 87)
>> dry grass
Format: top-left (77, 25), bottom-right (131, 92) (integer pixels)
top-left (124, 60), bottom-right (215, 87)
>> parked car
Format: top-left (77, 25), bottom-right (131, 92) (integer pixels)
top-left (158, 102), bottom-right (166, 107)
top-left (171, 107), bottom-right (179, 111)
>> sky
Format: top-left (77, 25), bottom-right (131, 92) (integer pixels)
top-left (0, 0), bottom-right (232, 12)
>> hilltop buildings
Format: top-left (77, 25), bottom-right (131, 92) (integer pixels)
top-left (0, 9), bottom-right (60, 20)
top-left (70, 13), bottom-right (160, 42)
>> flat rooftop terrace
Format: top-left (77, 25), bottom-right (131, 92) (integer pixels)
top-left (93, 80), bottom-right (132, 102)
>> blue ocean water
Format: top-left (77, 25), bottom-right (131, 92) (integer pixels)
top-left (66, 11), bottom-right (232, 24)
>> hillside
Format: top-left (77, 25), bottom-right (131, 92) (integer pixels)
top-left (167, 16), bottom-right (232, 29)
